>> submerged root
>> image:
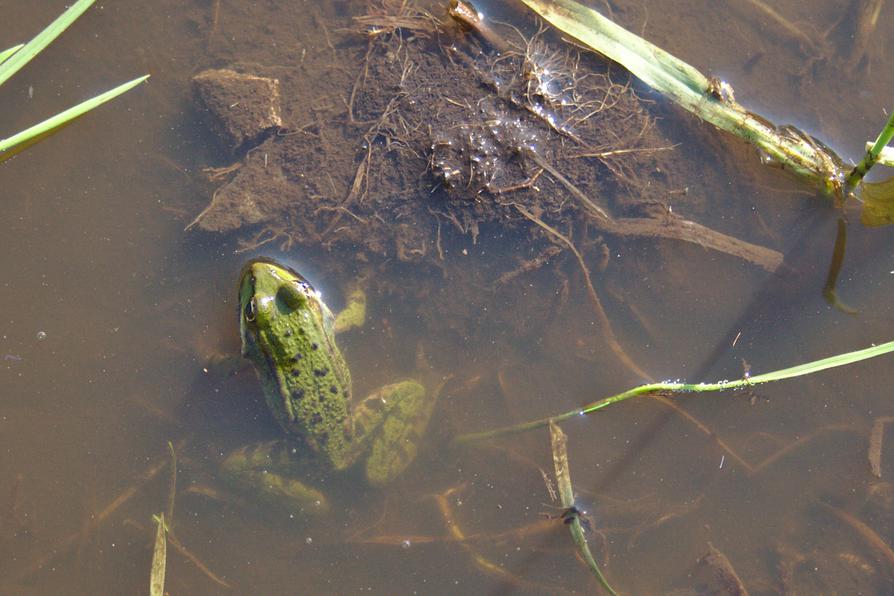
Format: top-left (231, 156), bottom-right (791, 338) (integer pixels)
top-left (514, 203), bottom-right (651, 380)
top-left (433, 484), bottom-right (564, 593)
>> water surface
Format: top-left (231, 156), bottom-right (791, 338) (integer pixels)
top-left (2, 0), bottom-right (894, 593)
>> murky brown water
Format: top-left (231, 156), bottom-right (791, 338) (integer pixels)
top-left (2, 0), bottom-right (894, 593)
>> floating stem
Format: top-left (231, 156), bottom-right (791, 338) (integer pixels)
top-left (850, 109), bottom-right (894, 186)
top-left (454, 339), bottom-right (894, 444)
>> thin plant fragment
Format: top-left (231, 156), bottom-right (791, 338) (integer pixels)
top-left (150, 513), bottom-right (167, 596)
top-left (868, 417), bottom-right (894, 478)
top-left (698, 542), bottom-right (749, 596)
top-left (549, 421), bottom-right (617, 595)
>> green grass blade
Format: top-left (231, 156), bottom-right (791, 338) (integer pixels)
top-left (454, 339), bottom-right (894, 444)
top-left (0, 44), bottom-right (24, 66)
top-left (849, 109), bottom-right (894, 186)
top-left (0, 0), bottom-right (96, 88)
top-left (0, 75), bottom-right (149, 154)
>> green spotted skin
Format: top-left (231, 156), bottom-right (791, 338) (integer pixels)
top-left (233, 258), bottom-right (430, 511)
top-left (239, 259), bottom-right (356, 470)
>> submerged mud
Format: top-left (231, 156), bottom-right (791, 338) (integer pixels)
top-left (189, 0), bottom-right (779, 274)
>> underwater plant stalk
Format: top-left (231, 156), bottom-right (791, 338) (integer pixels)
top-left (454, 339), bottom-right (894, 444)
top-left (550, 421), bottom-right (617, 595)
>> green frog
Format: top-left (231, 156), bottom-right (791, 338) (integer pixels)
top-left (221, 258), bottom-right (433, 515)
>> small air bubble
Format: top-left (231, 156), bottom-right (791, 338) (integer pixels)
top-left (305, 536), bottom-right (313, 544)
top-left (401, 540), bottom-right (412, 549)
top-left (36, 331), bottom-right (47, 341)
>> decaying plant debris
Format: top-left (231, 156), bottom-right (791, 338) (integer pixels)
top-left (188, 0), bottom-right (781, 274)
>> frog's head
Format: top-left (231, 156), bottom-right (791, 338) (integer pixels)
top-left (238, 258), bottom-right (324, 358)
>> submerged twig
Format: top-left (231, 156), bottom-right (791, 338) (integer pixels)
top-left (610, 215), bottom-right (783, 272)
top-left (166, 441), bottom-right (177, 523)
top-left (698, 542), bottom-right (749, 596)
top-left (434, 485), bottom-right (554, 592)
top-left (163, 441), bottom-right (231, 590)
top-left (822, 502), bottom-right (894, 572)
top-left (750, 425), bottom-right (857, 474)
top-left (525, 147), bottom-right (782, 271)
top-left (739, 0), bottom-right (822, 57)
top-left (549, 421), bottom-right (617, 594)
top-left (868, 417), bottom-right (894, 478)
top-left (514, 204), bottom-right (650, 380)
top-left (14, 441), bottom-right (181, 582)
top-left (167, 532), bottom-right (232, 589)
top-left (830, 0), bottom-right (885, 70)
top-left (348, 518), bottom-right (560, 547)
top-left (653, 396), bottom-right (753, 473)
top-left (822, 218), bottom-right (858, 314)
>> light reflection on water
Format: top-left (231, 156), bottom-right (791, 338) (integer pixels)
top-left (1, 0), bottom-right (894, 593)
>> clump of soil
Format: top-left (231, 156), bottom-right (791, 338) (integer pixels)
top-left (193, 69), bottom-right (283, 151)
top-left (188, 0), bottom-right (703, 263)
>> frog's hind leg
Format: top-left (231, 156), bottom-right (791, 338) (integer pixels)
top-left (357, 379), bottom-right (436, 486)
top-left (221, 440), bottom-right (330, 515)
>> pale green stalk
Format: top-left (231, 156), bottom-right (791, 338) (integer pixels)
top-left (518, 0), bottom-right (847, 194)
top-left (0, 0), bottom-right (96, 87)
top-left (454, 339), bottom-right (894, 444)
top-left (0, 75), bottom-right (149, 154)
top-left (851, 110), bottom-right (894, 182)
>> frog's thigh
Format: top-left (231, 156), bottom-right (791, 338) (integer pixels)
top-left (221, 441), bottom-right (330, 515)
top-left (362, 380), bottom-right (431, 486)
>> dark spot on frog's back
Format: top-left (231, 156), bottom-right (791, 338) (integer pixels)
top-left (313, 367), bottom-right (329, 377)
top-left (292, 387), bottom-right (305, 400)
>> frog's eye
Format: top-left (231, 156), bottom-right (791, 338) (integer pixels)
top-left (244, 297), bottom-right (258, 322)
top-left (278, 282), bottom-right (307, 311)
